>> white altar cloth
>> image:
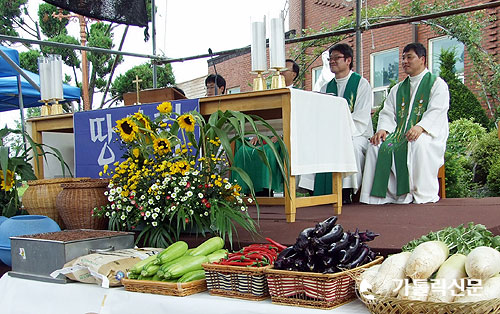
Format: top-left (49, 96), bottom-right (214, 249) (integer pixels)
top-left (0, 273), bottom-right (370, 314)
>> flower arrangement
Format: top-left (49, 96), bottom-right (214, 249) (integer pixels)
top-left (94, 102), bottom-right (289, 247)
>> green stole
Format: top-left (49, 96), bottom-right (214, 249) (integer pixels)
top-left (313, 72), bottom-right (361, 196)
top-left (370, 72), bottom-right (436, 197)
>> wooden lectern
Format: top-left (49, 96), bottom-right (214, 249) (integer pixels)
top-left (123, 87), bottom-right (187, 106)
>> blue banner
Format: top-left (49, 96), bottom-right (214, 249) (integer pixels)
top-left (74, 99), bottom-right (200, 178)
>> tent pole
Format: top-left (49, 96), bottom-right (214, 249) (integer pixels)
top-left (17, 75), bottom-right (27, 151)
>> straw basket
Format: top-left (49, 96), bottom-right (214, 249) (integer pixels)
top-left (56, 179), bottom-right (109, 230)
top-left (356, 280), bottom-right (500, 314)
top-left (121, 278), bottom-right (207, 297)
top-left (201, 263), bottom-right (270, 300)
top-left (22, 178), bottom-right (88, 228)
top-left (264, 256), bottom-right (383, 310)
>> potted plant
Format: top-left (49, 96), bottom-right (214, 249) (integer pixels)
top-left (93, 101), bottom-right (290, 247)
top-left (0, 126), bottom-right (72, 218)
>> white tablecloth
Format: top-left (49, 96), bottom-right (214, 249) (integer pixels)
top-left (0, 273), bottom-right (370, 314)
top-left (289, 88), bottom-right (357, 176)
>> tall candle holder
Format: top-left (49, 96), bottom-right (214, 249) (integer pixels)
top-left (50, 98), bottom-right (64, 115)
top-left (270, 67), bottom-right (286, 89)
top-left (40, 100), bottom-right (51, 116)
top-left (252, 70), bottom-right (267, 91)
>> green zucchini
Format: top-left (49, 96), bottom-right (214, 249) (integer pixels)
top-left (163, 255), bottom-right (209, 279)
top-left (189, 237), bottom-right (225, 257)
top-left (206, 249), bottom-right (228, 263)
top-left (178, 270), bottom-right (206, 283)
top-left (129, 254), bottom-right (158, 274)
top-left (154, 241), bottom-right (189, 265)
top-left (141, 264), bottom-right (160, 277)
top-left (152, 273), bottom-right (162, 281)
top-left (157, 256), bottom-right (193, 278)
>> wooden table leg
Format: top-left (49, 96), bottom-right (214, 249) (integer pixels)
top-left (333, 172), bottom-right (342, 215)
top-left (285, 175), bottom-right (297, 222)
top-left (31, 124), bottom-right (44, 179)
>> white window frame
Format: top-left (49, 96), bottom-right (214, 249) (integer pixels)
top-left (311, 66), bottom-right (322, 89)
top-left (227, 86), bottom-right (240, 94)
top-left (370, 48), bottom-right (399, 107)
top-left (428, 36), bottom-right (465, 82)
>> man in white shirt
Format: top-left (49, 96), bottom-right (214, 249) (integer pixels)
top-left (360, 42), bottom-right (449, 204)
top-left (298, 43), bottom-right (373, 203)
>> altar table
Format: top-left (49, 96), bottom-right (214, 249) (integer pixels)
top-left (0, 274), bottom-right (370, 314)
top-left (27, 89), bottom-right (357, 223)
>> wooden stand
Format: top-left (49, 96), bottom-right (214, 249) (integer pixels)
top-left (123, 87), bottom-right (186, 106)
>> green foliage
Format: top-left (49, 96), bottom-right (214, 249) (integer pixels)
top-left (111, 62), bottom-right (175, 100)
top-left (444, 151), bottom-right (474, 198)
top-left (87, 22), bottom-right (121, 78)
top-left (471, 130), bottom-right (500, 185)
top-left (486, 156), bottom-right (500, 196)
top-left (19, 49), bottom-right (41, 73)
top-left (41, 34), bottom-right (81, 68)
top-left (37, 3), bottom-right (68, 38)
top-left (438, 49), bottom-right (490, 129)
top-left (446, 118), bottom-right (486, 155)
top-left (0, 0), bottom-right (28, 39)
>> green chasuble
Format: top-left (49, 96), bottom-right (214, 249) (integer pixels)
top-left (370, 72), bottom-right (436, 197)
top-left (232, 139), bottom-right (283, 194)
top-left (314, 72), bottom-right (361, 196)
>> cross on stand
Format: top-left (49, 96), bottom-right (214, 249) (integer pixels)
top-left (133, 75), bottom-right (143, 105)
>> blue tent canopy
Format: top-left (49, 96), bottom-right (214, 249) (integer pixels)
top-left (0, 69), bottom-right (81, 112)
top-left (0, 45), bottom-right (81, 113)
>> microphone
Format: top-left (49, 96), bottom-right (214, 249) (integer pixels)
top-left (208, 48), bottom-right (218, 95)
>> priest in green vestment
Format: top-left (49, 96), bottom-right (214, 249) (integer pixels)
top-left (360, 42), bottom-right (450, 204)
top-left (298, 43), bottom-right (373, 202)
top-left (232, 59), bottom-right (299, 195)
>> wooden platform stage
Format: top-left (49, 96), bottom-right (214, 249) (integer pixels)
top-left (222, 197), bottom-right (500, 256)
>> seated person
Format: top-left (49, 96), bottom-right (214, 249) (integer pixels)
top-left (205, 74), bottom-right (226, 96)
top-left (360, 42), bottom-right (450, 204)
top-left (232, 59), bottom-right (299, 196)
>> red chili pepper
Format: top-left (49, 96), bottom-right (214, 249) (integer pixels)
top-left (265, 237), bottom-right (287, 251)
top-left (226, 261), bottom-right (255, 266)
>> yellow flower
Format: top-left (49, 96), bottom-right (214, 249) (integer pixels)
top-left (133, 112), bottom-right (151, 131)
top-left (132, 148), bottom-right (140, 158)
top-left (176, 160), bottom-right (190, 175)
top-left (157, 101), bottom-right (173, 113)
top-left (153, 138), bottom-right (171, 155)
top-left (178, 114), bottom-right (196, 132)
top-left (116, 117), bottom-right (139, 142)
top-left (0, 169), bottom-right (15, 191)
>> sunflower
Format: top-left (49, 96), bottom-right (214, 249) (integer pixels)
top-left (153, 138), bottom-right (171, 155)
top-left (133, 112), bottom-right (151, 131)
top-left (178, 114), bottom-right (196, 132)
top-left (0, 169), bottom-right (15, 192)
top-left (157, 101), bottom-right (173, 114)
top-left (116, 117), bottom-right (139, 142)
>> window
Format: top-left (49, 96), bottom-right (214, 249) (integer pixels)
top-left (227, 86), bottom-right (240, 94)
top-left (312, 66), bottom-right (322, 89)
top-left (370, 48), bottom-right (399, 107)
top-left (429, 36), bottom-right (464, 81)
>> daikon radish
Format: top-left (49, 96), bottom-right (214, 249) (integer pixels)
top-left (427, 254), bottom-right (467, 303)
top-left (465, 246), bottom-right (500, 281)
top-left (454, 275), bottom-right (500, 302)
top-left (372, 252), bottom-right (412, 297)
top-left (405, 241), bottom-right (449, 280)
top-left (397, 280), bottom-right (431, 301)
top-left (358, 264), bottom-right (381, 287)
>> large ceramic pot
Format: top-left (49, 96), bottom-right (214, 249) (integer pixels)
top-left (56, 179), bottom-right (109, 230)
top-left (0, 215), bottom-right (61, 266)
top-left (22, 178), bottom-right (88, 228)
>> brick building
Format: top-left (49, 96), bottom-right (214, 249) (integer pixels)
top-left (208, 0), bottom-right (497, 110)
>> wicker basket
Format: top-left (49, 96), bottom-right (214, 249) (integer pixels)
top-left (264, 256), bottom-right (383, 310)
top-left (202, 262), bottom-right (270, 301)
top-left (121, 278), bottom-right (207, 297)
top-left (22, 178), bottom-right (88, 228)
top-left (357, 280), bottom-right (500, 314)
top-left (56, 179), bottom-right (109, 230)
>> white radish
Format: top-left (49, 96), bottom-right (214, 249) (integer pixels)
top-left (427, 254), bottom-right (467, 303)
top-left (372, 252), bottom-right (412, 297)
top-left (465, 246), bottom-right (500, 281)
top-left (358, 264), bottom-right (381, 288)
top-left (397, 280), bottom-right (431, 301)
top-left (405, 241), bottom-right (449, 280)
top-left (454, 275), bottom-right (500, 302)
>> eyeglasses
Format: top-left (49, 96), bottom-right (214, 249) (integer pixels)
top-left (329, 55), bottom-right (345, 62)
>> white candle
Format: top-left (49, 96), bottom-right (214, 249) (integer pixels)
top-left (269, 14), bottom-right (285, 69)
top-left (251, 17), bottom-right (267, 72)
top-left (38, 57), bottom-right (50, 101)
top-left (50, 54), bottom-right (64, 100)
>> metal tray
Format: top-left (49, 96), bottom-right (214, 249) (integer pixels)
top-left (9, 229), bottom-right (134, 283)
